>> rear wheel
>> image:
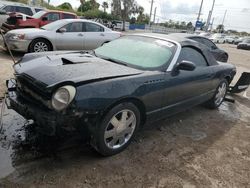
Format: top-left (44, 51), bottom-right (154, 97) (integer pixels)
top-left (92, 102), bottom-right (140, 156)
top-left (29, 38), bottom-right (52, 53)
top-left (204, 79), bottom-right (228, 109)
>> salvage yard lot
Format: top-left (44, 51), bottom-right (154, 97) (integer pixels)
top-left (0, 38), bottom-right (250, 187)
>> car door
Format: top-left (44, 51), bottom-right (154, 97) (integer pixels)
top-left (55, 22), bottom-right (84, 50)
top-left (83, 22), bottom-right (107, 50)
top-left (161, 46), bottom-right (215, 116)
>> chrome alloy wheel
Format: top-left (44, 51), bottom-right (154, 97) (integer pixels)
top-left (215, 82), bottom-right (227, 106)
top-left (104, 109), bottom-right (136, 149)
top-left (34, 42), bottom-right (49, 52)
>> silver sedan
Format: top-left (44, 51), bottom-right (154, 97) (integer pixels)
top-left (4, 19), bottom-right (121, 53)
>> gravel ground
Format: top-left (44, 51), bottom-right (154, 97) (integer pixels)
top-left (0, 36), bottom-right (250, 188)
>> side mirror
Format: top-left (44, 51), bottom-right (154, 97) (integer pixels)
top-left (0, 10), bottom-right (7, 15)
top-left (176, 60), bottom-right (196, 71)
top-left (42, 17), bottom-right (48, 21)
top-left (57, 28), bottom-right (67, 33)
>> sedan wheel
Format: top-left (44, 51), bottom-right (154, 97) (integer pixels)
top-left (92, 102), bottom-right (140, 156)
top-left (29, 39), bottom-right (52, 53)
top-left (34, 42), bottom-right (49, 52)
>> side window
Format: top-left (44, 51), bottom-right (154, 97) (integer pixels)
top-left (16, 6), bottom-right (33, 16)
top-left (44, 13), bottom-right (60, 21)
top-left (3, 5), bottom-right (15, 12)
top-left (63, 13), bottom-right (75, 19)
top-left (178, 47), bottom-right (208, 67)
top-left (84, 22), bottom-right (104, 32)
top-left (63, 22), bottom-right (83, 32)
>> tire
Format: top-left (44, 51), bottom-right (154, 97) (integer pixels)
top-left (29, 38), bottom-right (52, 53)
top-left (204, 79), bottom-right (228, 109)
top-left (92, 102), bottom-right (141, 156)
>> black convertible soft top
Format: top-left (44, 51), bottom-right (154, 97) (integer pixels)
top-left (134, 33), bottom-right (218, 66)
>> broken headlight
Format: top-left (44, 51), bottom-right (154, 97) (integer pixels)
top-left (52, 85), bottom-right (76, 111)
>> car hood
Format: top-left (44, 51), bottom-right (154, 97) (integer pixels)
top-left (14, 52), bottom-right (143, 89)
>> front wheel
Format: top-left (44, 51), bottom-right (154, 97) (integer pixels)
top-left (204, 79), bottom-right (228, 109)
top-left (29, 39), bottom-right (52, 53)
top-left (92, 102), bottom-right (141, 156)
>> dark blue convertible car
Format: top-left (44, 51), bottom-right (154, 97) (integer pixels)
top-left (6, 33), bottom-right (239, 156)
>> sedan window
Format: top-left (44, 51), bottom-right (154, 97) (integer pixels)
top-left (95, 36), bottom-right (176, 69)
top-left (178, 47), bottom-right (208, 67)
top-left (63, 22), bottom-right (83, 32)
top-left (84, 22), bottom-right (104, 32)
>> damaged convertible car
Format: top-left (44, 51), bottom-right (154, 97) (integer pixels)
top-left (5, 33), bottom-right (250, 156)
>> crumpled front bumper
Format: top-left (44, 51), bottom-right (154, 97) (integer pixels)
top-left (5, 80), bottom-right (84, 136)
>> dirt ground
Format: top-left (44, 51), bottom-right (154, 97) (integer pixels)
top-left (0, 38), bottom-right (250, 188)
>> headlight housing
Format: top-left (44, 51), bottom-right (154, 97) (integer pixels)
top-left (10, 34), bottom-right (25, 40)
top-left (51, 85), bottom-right (76, 111)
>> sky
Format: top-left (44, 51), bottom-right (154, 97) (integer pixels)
top-left (49, 0), bottom-right (250, 32)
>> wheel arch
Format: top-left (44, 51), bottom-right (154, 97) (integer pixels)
top-left (102, 97), bottom-right (147, 126)
top-left (28, 37), bottom-right (54, 52)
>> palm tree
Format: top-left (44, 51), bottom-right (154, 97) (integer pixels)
top-left (102, 2), bottom-right (109, 13)
top-left (137, 6), bottom-right (144, 16)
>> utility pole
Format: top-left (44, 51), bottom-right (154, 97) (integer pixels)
top-left (220, 10), bottom-right (227, 33)
top-left (153, 7), bottom-right (157, 24)
top-left (210, 17), bottom-right (215, 31)
top-left (222, 10), bottom-right (227, 25)
top-left (195, 0), bottom-right (204, 30)
top-left (205, 0), bottom-right (215, 31)
top-left (148, 0), bottom-right (154, 27)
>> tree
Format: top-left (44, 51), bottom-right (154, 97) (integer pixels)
top-left (102, 2), bottom-right (109, 13)
top-left (137, 6), bottom-right (144, 16)
top-left (120, 0), bottom-right (138, 30)
top-left (112, 0), bottom-right (122, 19)
top-left (78, 0), bottom-right (100, 13)
top-left (57, 2), bottom-right (73, 11)
top-left (216, 24), bottom-right (224, 33)
top-left (187, 22), bottom-right (194, 30)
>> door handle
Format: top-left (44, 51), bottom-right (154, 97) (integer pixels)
top-left (100, 33), bottom-right (105, 36)
top-left (78, 33), bottom-right (84, 37)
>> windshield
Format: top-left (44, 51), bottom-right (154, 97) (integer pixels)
top-left (95, 36), bottom-right (176, 69)
top-left (41, 20), bottom-right (66, 31)
top-left (32, 10), bottom-right (46, 18)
